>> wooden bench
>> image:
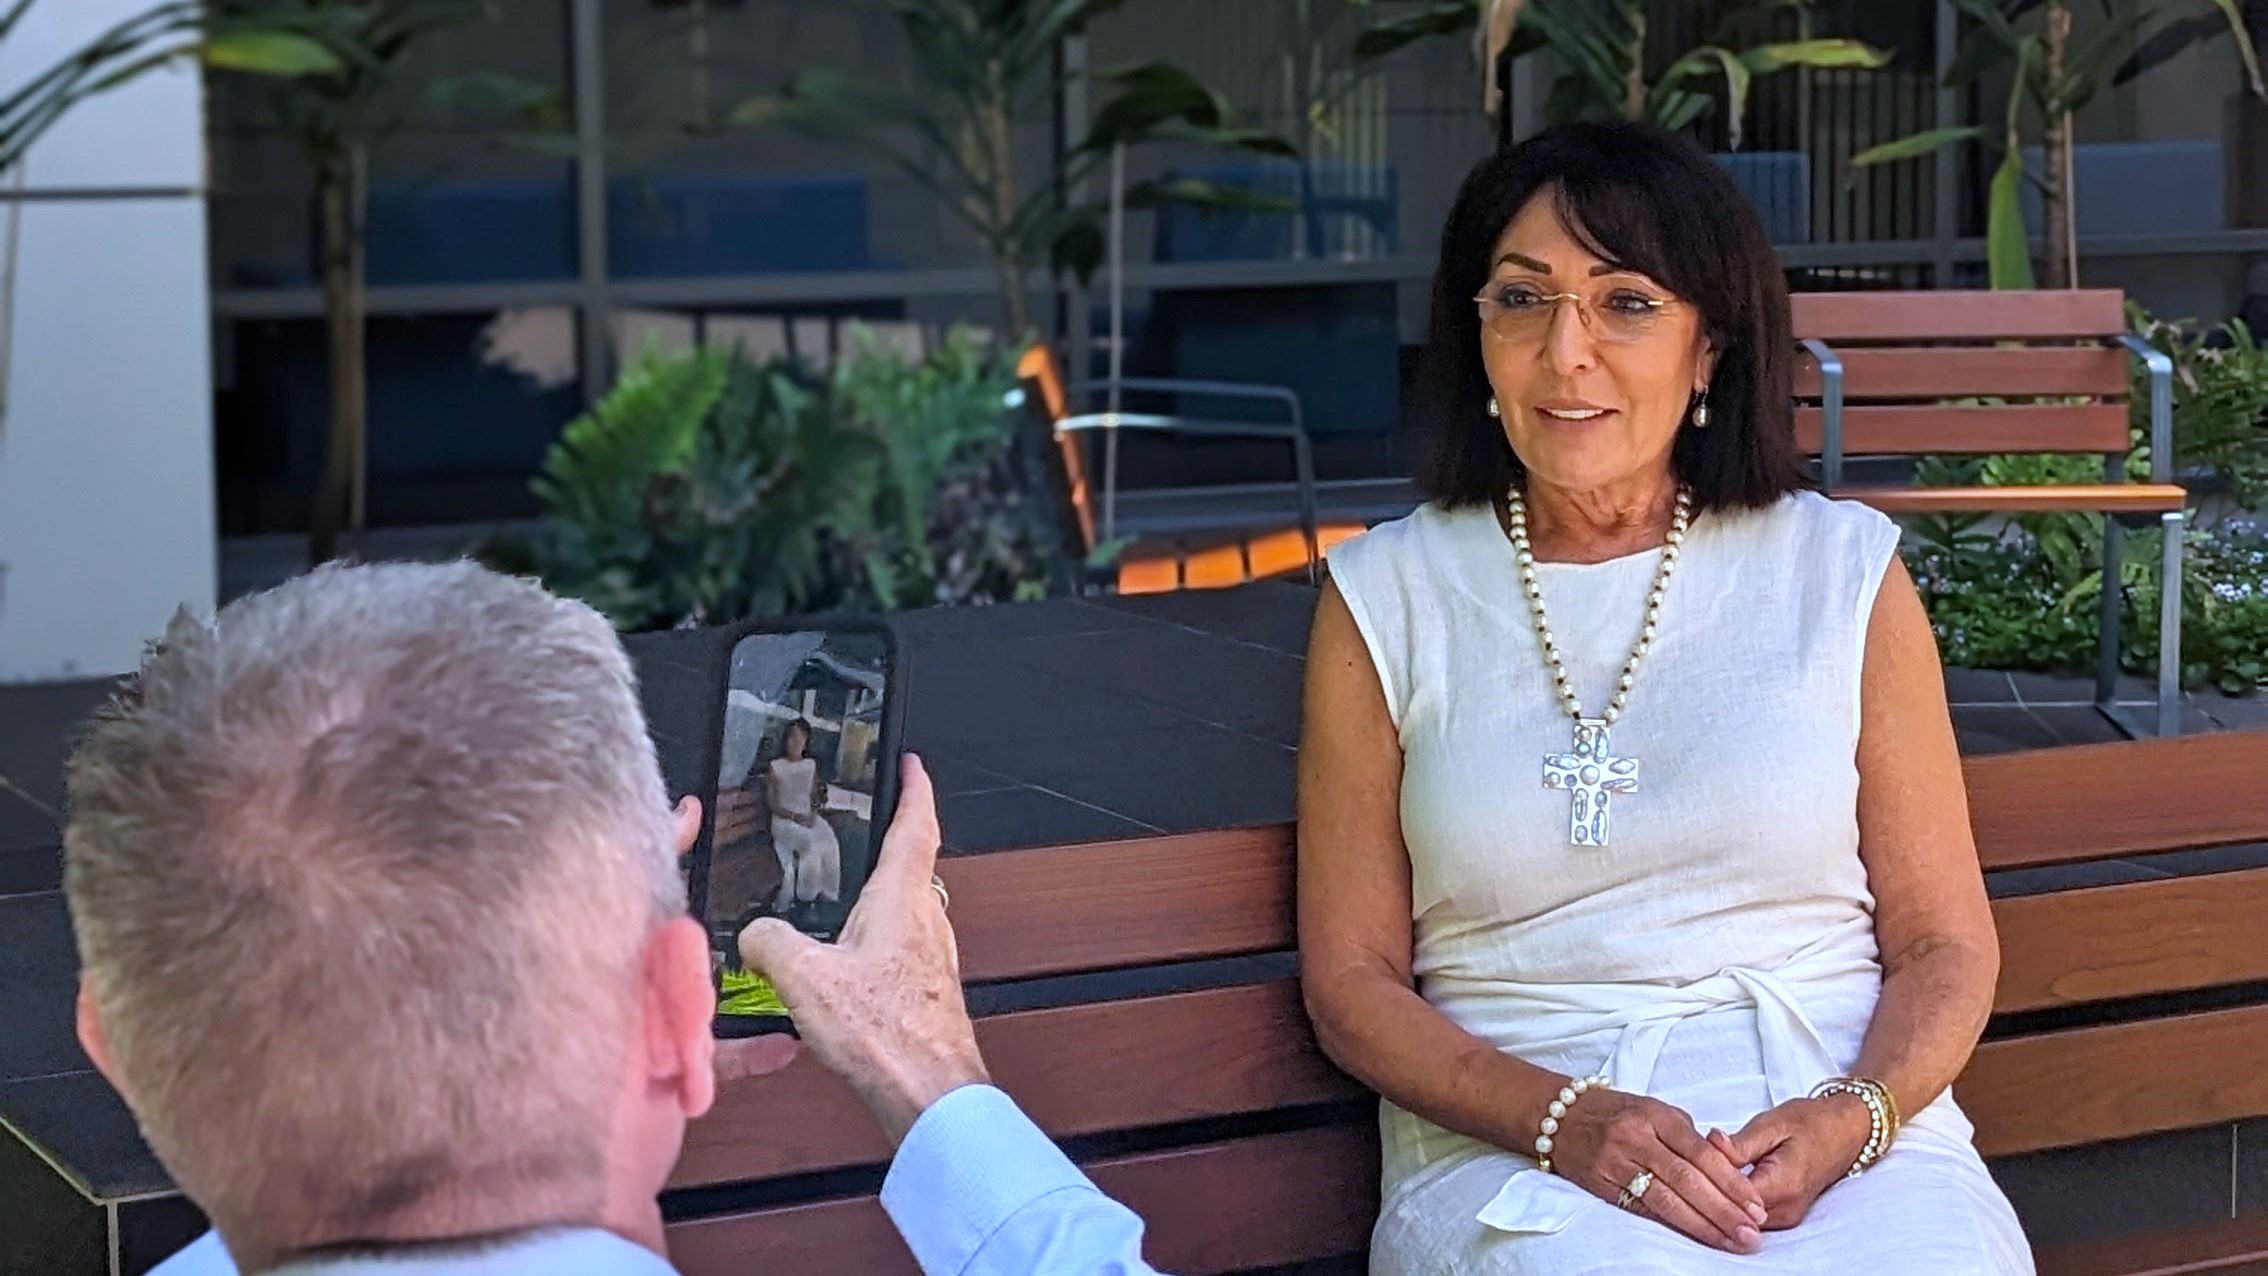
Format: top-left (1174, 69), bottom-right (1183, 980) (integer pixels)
top-left (1790, 289), bottom-right (2186, 738)
top-left (1016, 345), bottom-right (1365, 595)
top-left (659, 730), bottom-right (2268, 1274)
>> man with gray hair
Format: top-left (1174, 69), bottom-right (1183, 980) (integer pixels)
top-left (69, 561), bottom-right (1168, 1276)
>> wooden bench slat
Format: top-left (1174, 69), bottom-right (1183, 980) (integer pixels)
top-left (669, 1123), bottom-right (1379, 1276)
top-left (1835, 484), bottom-right (2187, 515)
top-left (1958, 1003), bottom-right (2268, 1156)
top-left (1794, 346), bottom-right (2131, 399)
top-left (1991, 867), bottom-right (2268, 1013)
top-left (2034, 1214), bottom-right (2268, 1276)
top-left (1792, 289), bottom-right (2127, 341)
top-left (1969, 736), bottom-right (2268, 870)
top-left (1795, 403), bottom-right (2132, 454)
top-left (674, 980), bottom-right (1356, 1190)
top-left (940, 825), bottom-right (1295, 983)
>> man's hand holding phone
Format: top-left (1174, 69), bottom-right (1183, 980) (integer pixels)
top-left (736, 754), bottom-right (990, 1145)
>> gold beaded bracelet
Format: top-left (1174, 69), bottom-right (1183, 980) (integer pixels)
top-left (1809, 1076), bottom-right (1900, 1177)
top-left (1535, 1073), bottom-right (1611, 1175)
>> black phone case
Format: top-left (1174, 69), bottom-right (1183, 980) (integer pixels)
top-left (667, 615), bottom-right (909, 1038)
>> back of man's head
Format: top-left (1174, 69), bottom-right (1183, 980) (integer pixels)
top-left (64, 562), bottom-right (687, 1261)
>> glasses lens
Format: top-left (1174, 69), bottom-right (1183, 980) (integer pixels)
top-left (1593, 289), bottom-right (1666, 342)
top-left (1477, 284), bottom-right (1669, 344)
top-left (1479, 284), bottom-right (1555, 340)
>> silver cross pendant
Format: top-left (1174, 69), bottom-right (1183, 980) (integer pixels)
top-left (1542, 718), bottom-right (1639, 847)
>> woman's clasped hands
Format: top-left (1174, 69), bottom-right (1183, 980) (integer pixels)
top-left (1538, 1086), bottom-right (1769, 1255)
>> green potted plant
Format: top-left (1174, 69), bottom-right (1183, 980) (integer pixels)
top-left (528, 326), bottom-right (1057, 631)
top-left (1851, 0), bottom-right (2263, 288)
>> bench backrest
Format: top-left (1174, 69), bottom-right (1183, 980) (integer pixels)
top-left (661, 730), bottom-right (2268, 1273)
top-left (1789, 289), bottom-right (2135, 457)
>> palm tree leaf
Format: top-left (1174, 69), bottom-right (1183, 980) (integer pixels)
top-left (1654, 47), bottom-right (1749, 147)
top-left (1986, 146), bottom-right (2037, 290)
top-left (2051, 5), bottom-right (2151, 114)
top-left (2112, 14), bottom-right (2219, 86)
top-left (2206, 0), bottom-right (2267, 98)
top-left (1947, 0), bottom-right (2021, 48)
top-left (1944, 20), bottom-right (2015, 87)
top-left (1352, 1), bottom-right (1481, 62)
top-left (1849, 124), bottom-right (1986, 167)
top-left (201, 31), bottom-right (342, 75)
top-left (1737, 38), bottom-right (1890, 73)
top-left (1081, 62), bottom-right (1231, 147)
top-left (1521, 4), bottom-right (1626, 107)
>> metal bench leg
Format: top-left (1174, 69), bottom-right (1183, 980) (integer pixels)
top-left (2096, 516), bottom-right (2124, 730)
top-left (2157, 510), bottom-right (2185, 738)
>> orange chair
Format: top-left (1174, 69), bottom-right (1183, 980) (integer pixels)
top-left (1015, 345), bottom-right (1366, 595)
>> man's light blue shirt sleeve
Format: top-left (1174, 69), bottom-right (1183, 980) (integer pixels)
top-left (879, 1084), bottom-right (1164, 1276)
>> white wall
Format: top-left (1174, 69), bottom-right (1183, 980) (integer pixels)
top-left (0, 0), bottom-right (216, 681)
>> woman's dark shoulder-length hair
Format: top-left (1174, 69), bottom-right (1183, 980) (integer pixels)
top-left (1412, 119), bottom-right (1807, 512)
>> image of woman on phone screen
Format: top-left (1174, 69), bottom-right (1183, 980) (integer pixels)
top-left (766, 718), bottom-right (842, 922)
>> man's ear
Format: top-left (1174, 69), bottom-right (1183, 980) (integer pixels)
top-left (77, 979), bottom-right (121, 1087)
top-left (642, 916), bottom-right (718, 1119)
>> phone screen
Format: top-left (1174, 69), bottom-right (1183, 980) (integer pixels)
top-left (703, 625), bottom-right (898, 1035)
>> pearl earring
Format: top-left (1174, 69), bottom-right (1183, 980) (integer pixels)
top-left (1691, 394), bottom-right (1710, 429)
top-left (1487, 396), bottom-right (1501, 418)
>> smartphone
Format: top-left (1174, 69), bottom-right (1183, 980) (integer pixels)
top-left (687, 618), bottom-right (906, 1038)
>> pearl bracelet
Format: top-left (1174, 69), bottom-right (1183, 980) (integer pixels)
top-left (1535, 1073), bottom-right (1611, 1175)
top-left (1810, 1076), bottom-right (1899, 1176)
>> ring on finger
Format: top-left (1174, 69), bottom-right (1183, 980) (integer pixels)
top-left (1616, 1169), bottom-right (1655, 1210)
top-left (930, 875), bottom-right (950, 911)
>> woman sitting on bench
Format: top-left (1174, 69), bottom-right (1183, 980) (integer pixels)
top-left (1300, 121), bottom-right (2031, 1274)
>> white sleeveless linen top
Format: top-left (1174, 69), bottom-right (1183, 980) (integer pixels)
top-left (1326, 490), bottom-right (1951, 1234)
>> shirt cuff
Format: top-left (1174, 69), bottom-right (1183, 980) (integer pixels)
top-left (880, 1084), bottom-right (1098, 1276)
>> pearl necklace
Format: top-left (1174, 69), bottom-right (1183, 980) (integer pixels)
top-left (1505, 486), bottom-right (1693, 847)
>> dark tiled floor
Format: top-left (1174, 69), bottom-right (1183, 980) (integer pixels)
top-left (2242, 1119), bottom-right (2268, 1216)
top-left (1985, 857), bottom-right (2173, 899)
top-left (0, 843), bottom-right (62, 896)
top-left (0, 892), bottom-right (88, 1080)
top-left (1954, 706), bottom-right (2077, 754)
top-left (0, 679), bottom-right (110, 817)
top-left (1991, 1123), bottom-right (2240, 1248)
top-left (0, 789), bottom-right (62, 855)
top-left (0, 1121), bottom-right (107, 1273)
top-left (938, 786), bottom-right (1156, 852)
top-left (0, 1069), bottom-right (168, 1198)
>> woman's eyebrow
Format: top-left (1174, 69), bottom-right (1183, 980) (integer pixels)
top-left (1491, 252), bottom-right (1640, 280)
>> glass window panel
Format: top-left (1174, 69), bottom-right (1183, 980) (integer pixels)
top-left (215, 307), bottom-right (583, 535)
top-left (598, 0), bottom-right (1052, 284)
top-left (207, 0), bottom-right (575, 290)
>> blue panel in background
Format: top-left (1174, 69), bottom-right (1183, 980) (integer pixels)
top-left (363, 178), bottom-right (578, 284)
top-left (1139, 161), bottom-right (1402, 437)
top-left (1152, 160), bottom-right (1399, 263)
top-left (1713, 150), bottom-right (1811, 245)
top-left (2019, 141), bottom-right (2227, 238)
top-left (607, 172), bottom-right (887, 277)
top-left (339, 172), bottom-right (888, 286)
